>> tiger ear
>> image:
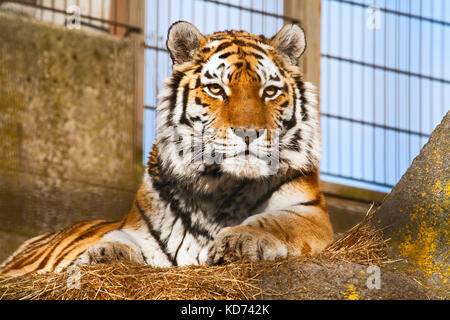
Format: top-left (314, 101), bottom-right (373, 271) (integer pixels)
top-left (271, 24), bottom-right (306, 66)
top-left (167, 21), bottom-right (204, 65)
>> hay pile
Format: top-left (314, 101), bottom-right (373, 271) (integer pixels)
top-left (0, 208), bottom-right (389, 300)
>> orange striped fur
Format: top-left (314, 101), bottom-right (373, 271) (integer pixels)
top-left (0, 221), bottom-right (121, 276)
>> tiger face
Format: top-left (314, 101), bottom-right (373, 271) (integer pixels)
top-left (157, 22), bottom-right (320, 180)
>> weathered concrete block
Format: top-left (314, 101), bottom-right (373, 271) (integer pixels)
top-left (0, 13), bottom-right (142, 261)
top-left (373, 112), bottom-right (449, 294)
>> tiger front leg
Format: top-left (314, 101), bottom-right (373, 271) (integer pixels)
top-left (207, 207), bottom-right (334, 264)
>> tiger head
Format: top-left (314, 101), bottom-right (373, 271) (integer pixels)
top-left (155, 21), bottom-right (320, 181)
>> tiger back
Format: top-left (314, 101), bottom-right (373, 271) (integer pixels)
top-left (0, 22), bottom-right (334, 276)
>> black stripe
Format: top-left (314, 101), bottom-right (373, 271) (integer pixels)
top-left (174, 229), bottom-right (188, 263)
top-left (196, 252), bottom-right (201, 264)
top-left (209, 35), bottom-right (229, 41)
top-left (166, 216), bottom-right (180, 241)
top-left (269, 74), bottom-right (281, 82)
top-left (296, 78), bottom-right (308, 121)
top-left (282, 77), bottom-right (308, 131)
top-left (136, 200), bottom-right (177, 266)
top-left (118, 218), bottom-right (127, 230)
top-left (194, 65), bottom-right (202, 74)
top-left (298, 199), bottom-right (320, 206)
top-left (247, 171), bottom-right (310, 214)
top-left (189, 116), bottom-right (204, 123)
top-left (257, 239), bottom-right (264, 260)
top-left (167, 71), bottom-right (184, 108)
top-left (247, 52), bottom-right (264, 60)
top-left (195, 97), bottom-right (209, 107)
top-left (285, 199), bottom-right (320, 210)
top-left (164, 70), bottom-right (185, 127)
top-left (204, 70), bottom-right (214, 79)
top-left (227, 71), bottom-right (233, 82)
top-left (218, 51), bottom-right (235, 59)
top-left (282, 91), bottom-right (297, 131)
top-left (212, 41), bottom-right (232, 55)
top-left (18, 232), bottom-right (56, 256)
top-left (231, 39), bottom-right (268, 55)
top-left (195, 77), bottom-right (201, 88)
top-left (289, 129), bottom-right (302, 152)
top-left (22, 233), bottom-right (54, 248)
top-left (179, 83), bottom-right (192, 127)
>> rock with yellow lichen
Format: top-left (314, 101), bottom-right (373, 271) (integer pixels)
top-left (373, 111), bottom-right (449, 297)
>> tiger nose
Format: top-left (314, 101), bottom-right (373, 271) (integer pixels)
top-left (232, 128), bottom-right (260, 145)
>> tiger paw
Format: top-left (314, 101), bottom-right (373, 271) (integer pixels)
top-left (207, 226), bottom-right (289, 265)
top-left (86, 241), bottom-right (145, 265)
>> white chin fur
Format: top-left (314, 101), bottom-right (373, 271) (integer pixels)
top-left (220, 156), bottom-right (278, 178)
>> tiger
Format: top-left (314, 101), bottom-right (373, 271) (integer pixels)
top-left (0, 21), bottom-right (334, 276)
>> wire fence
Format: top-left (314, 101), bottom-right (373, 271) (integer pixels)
top-left (321, 0), bottom-right (449, 191)
top-left (0, 0), bottom-right (141, 34)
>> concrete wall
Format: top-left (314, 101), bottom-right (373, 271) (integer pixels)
top-left (0, 13), bottom-right (142, 262)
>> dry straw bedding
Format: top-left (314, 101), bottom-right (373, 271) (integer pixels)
top-left (0, 210), bottom-right (389, 300)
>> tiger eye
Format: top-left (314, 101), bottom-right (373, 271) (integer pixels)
top-left (207, 84), bottom-right (224, 95)
top-left (263, 86), bottom-right (279, 98)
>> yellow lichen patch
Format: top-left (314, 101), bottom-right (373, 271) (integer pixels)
top-left (396, 177), bottom-right (450, 284)
top-left (398, 221), bottom-right (439, 276)
top-left (442, 180), bottom-right (450, 202)
top-left (342, 285), bottom-right (360, 300)
top-left (431, 180), bottom-right (442, 195)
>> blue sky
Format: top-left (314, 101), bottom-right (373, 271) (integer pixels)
top-left (143, 0), bottom-right (449, 192)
